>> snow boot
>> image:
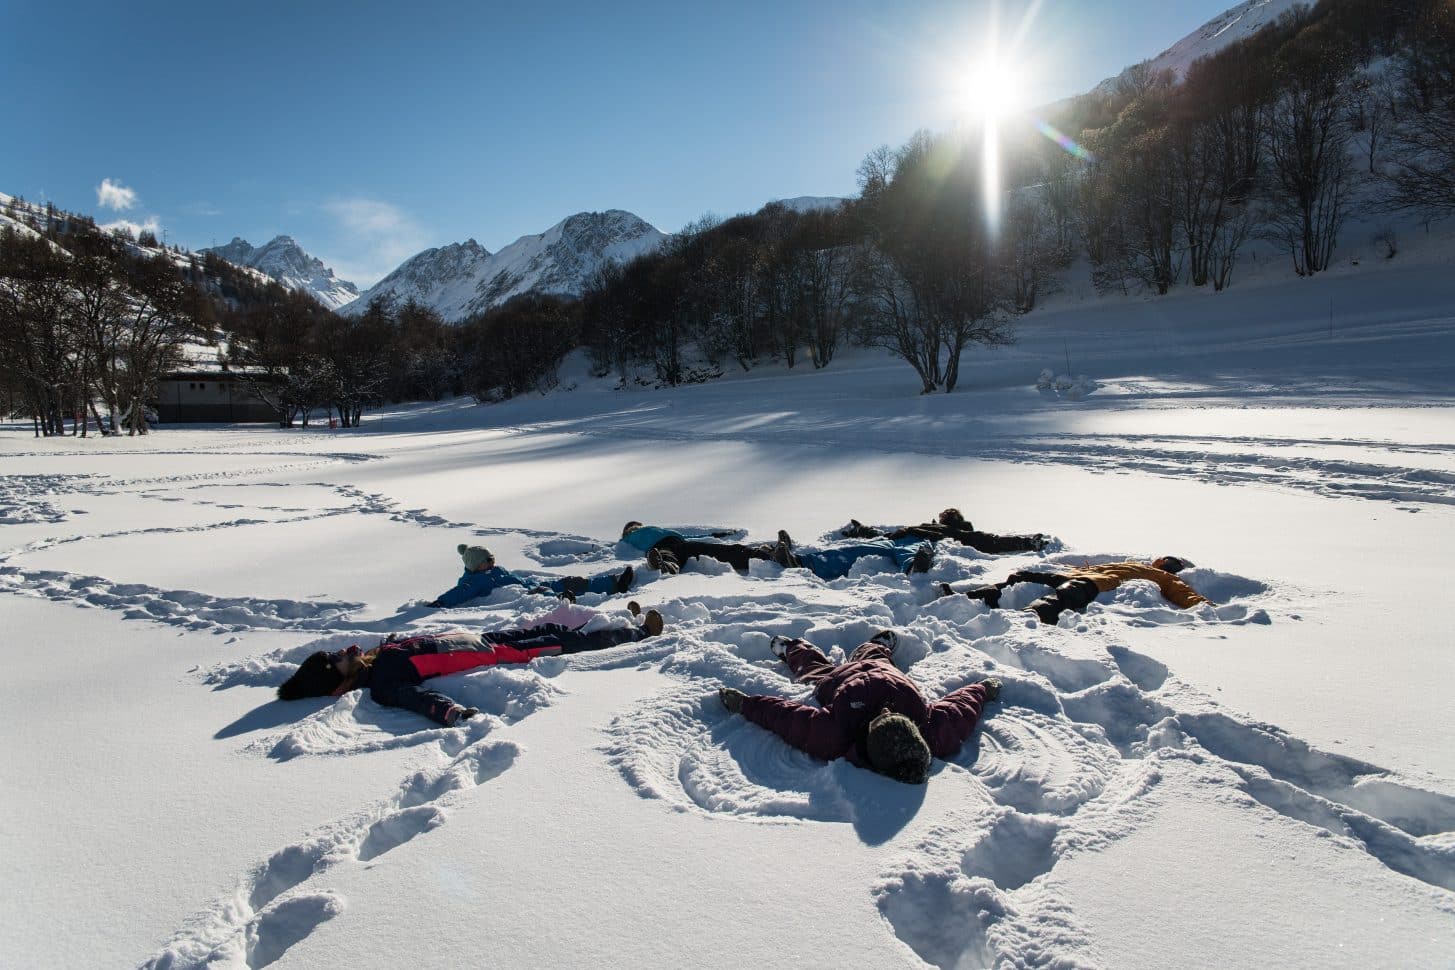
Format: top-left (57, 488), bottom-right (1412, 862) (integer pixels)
top-left (627, 600), bottom-right (642, 618)
top-left (771, 540), bottom-right (801, 568)
top-left (647, 547), bottom-right (680, 575)
top-left (869, 629), bottom-right (898, 652)
top-left (963, 585), bottom-right (1002, 608)
top-left (615, 565), bottom-right (635, 594)
top-left (643, 609), bottom-right (665, 637)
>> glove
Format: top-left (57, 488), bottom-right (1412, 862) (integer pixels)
top-left (718, 687), bottom-right (746, 714)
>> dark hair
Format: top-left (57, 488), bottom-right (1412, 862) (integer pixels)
top-left (938, 508), bottom-right (966, 527)
top-left (277, 651), bottom-right (345, 700)
top-left (621, 521), bottom-right (643, 539)
top-left (1153, 556), bottom-right (1190, 574)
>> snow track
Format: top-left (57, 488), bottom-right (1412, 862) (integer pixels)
top-left (3, 461), bottom-right (1448, 966)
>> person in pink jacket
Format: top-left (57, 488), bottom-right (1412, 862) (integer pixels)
top-left (717, 631), bottom-right (1001, 784)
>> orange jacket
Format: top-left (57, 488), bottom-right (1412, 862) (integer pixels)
top-left (1069, 562), bottom-right (1208, 608)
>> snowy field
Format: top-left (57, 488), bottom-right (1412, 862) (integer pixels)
top-left (3, 254), bottom-right (1455, 969)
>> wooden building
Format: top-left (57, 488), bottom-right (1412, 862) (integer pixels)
top-left (154, 370), bottom-right (279, 423)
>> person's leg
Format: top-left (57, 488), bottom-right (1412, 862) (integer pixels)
top-left (497, 624), bottom-right (650, 655)
top-left (848, 641), bottom-right (895, 664)
top-left (959, 570), bottom-right (1067, 607)
top-left (479, 623), bottom-right (572, 646)
top-left (1026, 577), bottom-right (1100, 623)
top-left (580, 566), bottom-right (633, 596)
top-left (780, 639), bottom-right (837, 684)
top-left (676, 539), bottom-right (766, 572)
top-left (961, 531), bottom-right (1044, 554)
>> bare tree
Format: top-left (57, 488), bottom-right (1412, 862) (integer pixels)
top-left (1263, 35), bottom-right (1354, 276)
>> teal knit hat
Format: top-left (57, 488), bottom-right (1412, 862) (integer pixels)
top-left (458, 543), bottom-right (494, 570)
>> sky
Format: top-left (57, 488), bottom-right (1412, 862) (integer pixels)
top-left (3, 0), bottom-right (1239, 287)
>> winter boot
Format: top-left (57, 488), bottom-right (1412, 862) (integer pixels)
top-left (841, 519), bottom-right (880, 539)
top-left (643, 609), bottom-right (665, 637)
top-left (963, 585), bottom-right (1002, 608)
top-left (869, 629), bottom-right (898, 652)
top-left (647, 547), bottom-right (680, 575)
top-left (615, 565), bottom-right (635, 594)
top-left (772, 540), bottom-right (801, 568)
top-left (627, 600), bottom-right (642, 618)
top-left (446, 705), bottom-right (480, 726)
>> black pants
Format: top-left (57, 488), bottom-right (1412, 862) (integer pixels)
top-left (658, 537), bottom-right (773, 572)
top-left (964, 573), bottom-right (1100, 623)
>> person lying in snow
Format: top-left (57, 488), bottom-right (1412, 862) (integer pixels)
top-left (620, 521), bottom-right (775, 574)
top-left (769, 530), bottom-right (935, 579)
top-left (717, 632), bottom-right (1001, 784)
top-left (428, 543), bottom-right (634, 608)
top-left (942, 555), bottom-right (1208, 624)
top-left (840, 507), bottom-right (1049, 555)
top-left (277, 603), bottom-right (666, 726)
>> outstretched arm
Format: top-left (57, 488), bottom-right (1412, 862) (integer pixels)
top-left (923, 683), bottom-right (991, 759)
top-left (739, 695), bottom-right (851, 762)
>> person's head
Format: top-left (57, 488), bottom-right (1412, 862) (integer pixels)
top-left (937, 508), bottom-right (966, 527)
top-left (621, 521), bottom-right (643, 539)
top-left (864, 709), bottom-right (932, 784)
top-left (458, 543), bottom-right (495, 573)
top-left (277, 645), bottom-right (361, 700)
top-left (1152, 555), bottom-right (1192, 574)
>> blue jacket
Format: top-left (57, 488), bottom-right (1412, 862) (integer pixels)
top-left (432, 566), bottom-right (620, 608)
top-left (798, 540), bottom-right (928, 581)
top-left (621, 525), bottom-right (730, 553)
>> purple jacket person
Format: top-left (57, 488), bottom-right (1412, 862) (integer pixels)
top-left (718, 633), bottom-right (1001, 784)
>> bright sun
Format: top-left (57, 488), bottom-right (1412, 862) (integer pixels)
top-left (958, 55), bottom-right (1023, 123)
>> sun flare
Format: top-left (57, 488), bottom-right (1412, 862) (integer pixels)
top-left (957, 55), bottom-right (1024, 123)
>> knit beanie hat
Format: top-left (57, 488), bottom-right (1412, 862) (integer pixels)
top-left (277, 651), bottom-right (345, 700)
top-left (458, 543), bottom-right (494, 570)
top-left (864, 711), bottom-right (932, 784)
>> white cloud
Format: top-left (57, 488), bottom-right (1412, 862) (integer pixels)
top-left (320, 197), bottom-right (431, 287)
top-left (101, 216), bottom-right (162, 239)
top-left (97, 178), bottom-right (138, 211)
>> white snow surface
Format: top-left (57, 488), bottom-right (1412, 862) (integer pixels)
top-left (4, 250), bottom-right (1455, 968)
top-left (202, 236), bottom-right (360, 311)
top-left (342, 210), bottom-right (667, 321)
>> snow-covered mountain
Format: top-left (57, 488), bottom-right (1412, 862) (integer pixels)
top-left (342, 210), bottom-right (667, 322)
top-left (203, 235), bottom-right (359, 311)
top-left (766, 196), bottom-right (847, 214)
top-left (1097, 0), bottom-right (1303, 92)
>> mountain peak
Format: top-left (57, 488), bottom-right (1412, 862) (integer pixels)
top-left (341, 209), bottom-right (667, 322)
top-left (202, 235), bottom-right (358, 311)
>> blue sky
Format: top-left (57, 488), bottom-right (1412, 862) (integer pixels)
top-left (3, 0), bottom-right (1235, 286)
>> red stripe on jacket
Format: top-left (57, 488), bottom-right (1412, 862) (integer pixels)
top-left (408, 642), bottom-right (563, 679)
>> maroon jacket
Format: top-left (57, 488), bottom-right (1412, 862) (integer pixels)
top-left (739, 643), bottom-right (989, 768)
